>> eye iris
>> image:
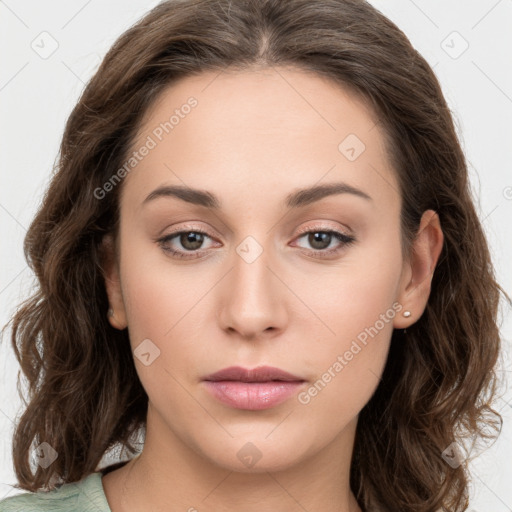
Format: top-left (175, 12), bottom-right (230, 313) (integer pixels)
top-left (309, 232), bottom-right (331, 250)
top-left (181, 232), bottom-right (204, 250)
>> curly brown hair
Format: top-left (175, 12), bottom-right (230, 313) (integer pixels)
top-left (1, 0), bottom-right (508, 511)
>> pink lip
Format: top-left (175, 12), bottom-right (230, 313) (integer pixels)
top-left (202, 366), bottom-right (306, 410)
top-left (204, 365), bottom-right (303, 383)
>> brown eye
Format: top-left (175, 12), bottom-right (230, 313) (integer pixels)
top-left (178, 231), bottom-right (205, 251)
top-left (294, 229), bottom-right (356, 259)
top-left (307, 232), bottom-right (333, 250)
top-left (157, 228), bottom-right (217, 259)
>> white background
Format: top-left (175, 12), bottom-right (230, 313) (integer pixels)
top-left (1, 0), bottom-right (511, 510)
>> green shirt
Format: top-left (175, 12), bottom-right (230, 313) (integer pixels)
top-left (0, 468), bottom-right (115, 512)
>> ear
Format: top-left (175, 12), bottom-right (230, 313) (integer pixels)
top-left (99, 233), bottom-right (128, 330)
top-left (393, 209), bottom-right (444, 329)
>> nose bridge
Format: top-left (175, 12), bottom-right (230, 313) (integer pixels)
top-left (219, 232), bottom-right (286, 336)
top-left (232, 233), bottom-right (277, 306)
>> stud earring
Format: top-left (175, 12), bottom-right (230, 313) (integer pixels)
top-left (108, 308), bottom-right (114, 317)
top-left (403, 310), bottom-right (411, 318)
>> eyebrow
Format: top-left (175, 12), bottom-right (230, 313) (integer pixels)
top-left (142, 182), bottom-right (372, 209)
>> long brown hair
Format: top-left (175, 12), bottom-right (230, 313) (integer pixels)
top-left (2, 1), bottom-right (508, 510)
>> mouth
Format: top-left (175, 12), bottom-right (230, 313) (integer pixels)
top-left (202, 366), bottom-right (306, 410)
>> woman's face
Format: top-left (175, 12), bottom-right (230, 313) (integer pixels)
top-left (103, 66), bottom-right (439, 474)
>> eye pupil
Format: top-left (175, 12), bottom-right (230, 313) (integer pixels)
top-left (181, 232), bottom-right (204, 250)
top-left (309, 232), bottom-right (331, 250)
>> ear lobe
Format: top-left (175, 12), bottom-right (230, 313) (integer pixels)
top-left (394, 209), bottom-right (444, 329)
top-left (99, 234), bottom-right (128, 330)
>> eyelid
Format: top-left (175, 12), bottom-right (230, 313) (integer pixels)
top-left (294, 221), bottom-right (353, 237)
top-left (165, 223), bottom-right (214, 235)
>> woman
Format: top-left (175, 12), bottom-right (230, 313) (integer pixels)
top-left (0, 0), bottom-right (506, 511)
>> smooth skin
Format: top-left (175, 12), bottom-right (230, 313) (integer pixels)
top-left (101, 66), bottom-right (443, 512)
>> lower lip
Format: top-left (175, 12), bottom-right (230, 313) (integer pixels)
top-left (203, 381), bottom-right (305, 410)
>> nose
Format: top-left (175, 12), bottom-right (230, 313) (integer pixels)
top-left (217, 237), bottom-right (288, 340)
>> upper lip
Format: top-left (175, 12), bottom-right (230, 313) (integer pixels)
top-left (203, 366), bottom-right (305, 383)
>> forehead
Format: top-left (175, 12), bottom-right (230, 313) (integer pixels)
top-left (120, 66), bottom-right (398, 214)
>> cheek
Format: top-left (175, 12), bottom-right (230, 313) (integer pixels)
top-left (299, 226), bottom-right (403, 342)
top-left (294, 236), bottom-right (402, 414)
top-left (119, 236), bottom-right (205, 339)
top-left (295, 298), bottom-right (396, 429)
top-left (118, 247), bottom-right (209, 407)
top-left (295, 338), bottom-right (390, 439)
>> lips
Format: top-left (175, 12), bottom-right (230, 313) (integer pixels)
top-left (203, 365), bottom-right (305, 383)
top-left (202, 366), bottom-right (306, 410)
top-left (204, 381), bottom-right (305, 410)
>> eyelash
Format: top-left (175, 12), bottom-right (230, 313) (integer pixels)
top-left (156, 225), bottom-right (356, 260)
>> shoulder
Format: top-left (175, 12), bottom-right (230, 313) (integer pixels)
top-left (0, 472), bottom-right (110, 512)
